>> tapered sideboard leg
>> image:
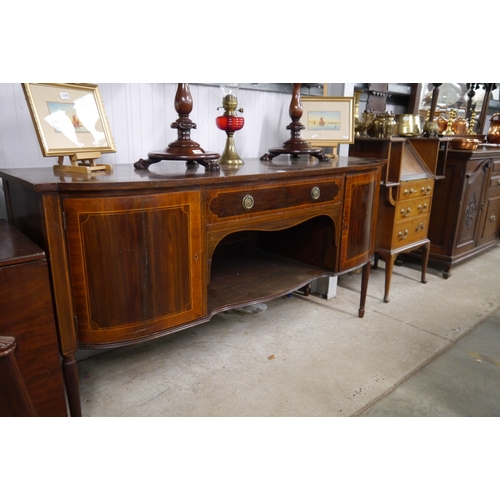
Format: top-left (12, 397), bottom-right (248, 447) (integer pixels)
top-left (358, 261), bottom-right (371, 318)
top-left (62, 354), bottom-right (82, 417)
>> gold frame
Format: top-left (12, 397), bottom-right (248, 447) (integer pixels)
top-left (22, 83), bottom-right (116, 158)
top-left (301, 96), bottom-right (355, 146)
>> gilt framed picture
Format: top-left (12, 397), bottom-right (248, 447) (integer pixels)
top-left (300, 96), bottom-right (354, 146)
top-left (22, 83), bottom-right (116, 157)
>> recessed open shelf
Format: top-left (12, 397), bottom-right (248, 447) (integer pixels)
top-left (208, 248), bottom-right (334, 315)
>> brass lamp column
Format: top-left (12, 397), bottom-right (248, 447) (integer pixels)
top-left (215, 84), bottom-right (245, 167)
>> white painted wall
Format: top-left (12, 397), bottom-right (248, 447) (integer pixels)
top-left (0, 83), bottom-right (302, 218)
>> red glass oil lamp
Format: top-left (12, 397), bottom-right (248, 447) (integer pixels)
top-left (215, 84), bottom-right (245, 167)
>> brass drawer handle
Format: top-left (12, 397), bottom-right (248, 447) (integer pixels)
top-left (311, 186), bottom-right (321, 200)
top-left (242, 194), bottom-right (254, 210)
top-left (400, 207), bottom-right (411, 217)
top-left (415, 222), bottom-right (425, 231)
top-left (418, 203), bottom-right (428, 212)
top-left (398, 229), bottom-right (409, 239)
top-left (421, 186), bottom-right (432, 194)
top-left (403, 188), bottom-right (417, 195)
top-left (491, 215), bottom-right (497, 222)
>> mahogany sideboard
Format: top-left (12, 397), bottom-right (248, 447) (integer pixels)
top-left (0, 220), bottom-right (68, 416)
top-left (425, 146), bottom-right (500, 278)
top-left (0, 156), bottom-right (382, 416)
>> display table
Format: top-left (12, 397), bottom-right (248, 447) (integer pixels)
top-left (0, 156), bottom-right (382, 416)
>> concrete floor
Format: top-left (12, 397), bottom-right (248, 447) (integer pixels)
top-left (78, 244), bottom-right (500, 417)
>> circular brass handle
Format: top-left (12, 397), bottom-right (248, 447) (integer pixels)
top-left (400, 207), bottom-right (411, 217)
top-left (421, 186), bottom-right (432, 194)
top-left (311, 186), bottom-right (321, 200)
top-left (415, 223), bottom-right (425, 231)
top-left (418, 203), bottom-right (428, 212)
top-left (242, 194), bottom-right (254, 210)
top-left (404, 188), bottom-right (417, 195)
top-left (490, 215), bottom-right (497, 222)
top-left (398, 229), bottom-right (409, 239)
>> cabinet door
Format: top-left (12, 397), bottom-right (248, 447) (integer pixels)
top-left (63, 191), bottom-right (204, 347)
top-left (457, 160), bottom-right (490, 252)
top-left (339, 170), bottom-right (379, 272)
top-left (477, 195), bottom-right (500, 247)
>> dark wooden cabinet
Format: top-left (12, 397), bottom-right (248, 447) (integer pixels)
top-left (426, 147), bottom-right (500, 277)
top-left (1, 156), bottom-right (382, 416)
top-left (0, 220), bottom-right (68, 416)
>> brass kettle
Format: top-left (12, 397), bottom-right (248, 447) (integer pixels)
top-left (487, 113), bottom-right (500, 144)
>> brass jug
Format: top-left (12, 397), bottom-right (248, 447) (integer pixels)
top-left (371, 114), bottom-right (385, 137)
top-left (487, 113), bottom-right (500, 144)
top-left (383, 113), bottom-right (397, 138)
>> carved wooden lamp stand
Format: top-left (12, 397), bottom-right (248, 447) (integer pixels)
top-left (134, 83), bottom-right (220, 171)
top-left (261, 83), bottom-right (330, 162)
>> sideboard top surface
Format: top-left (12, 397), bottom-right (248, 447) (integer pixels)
top-left (0, 156), bottom-right (383, 193)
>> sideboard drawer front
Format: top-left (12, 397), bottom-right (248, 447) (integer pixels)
top-left (398, 179), bottom-right (434, 201)
top-left (396, 196), bottom-right (432, 221)
top-left (392, 215), bottom-right (430, 247)
top-left (207, 178), bottom-right (343, 220)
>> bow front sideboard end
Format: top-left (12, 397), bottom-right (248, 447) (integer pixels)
top-left (0, 156), bottom-right (382, 416)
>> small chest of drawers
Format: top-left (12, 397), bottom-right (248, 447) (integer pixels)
top-left (350, 137), bottom-right (442, 302)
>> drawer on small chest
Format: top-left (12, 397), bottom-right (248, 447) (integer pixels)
top-left (398, 179), bottom-right (434, 201)
top-left (393, 215), bottom-right (430, 247)
top-left (396, 196), bottom-right (432, 221)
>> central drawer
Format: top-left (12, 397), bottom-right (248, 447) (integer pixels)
top-left (206, 177), bottom-right (343, 222)
top-left (396, 195), bottom-right (432, 221)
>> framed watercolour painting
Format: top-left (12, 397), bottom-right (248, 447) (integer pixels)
top-left (22, 83), bottom-right (116, 159)
top-left (300, 96), bottom-right (354, 146)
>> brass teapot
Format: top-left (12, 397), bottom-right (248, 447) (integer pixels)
top-left (487, 113), bottom-right (500, 144)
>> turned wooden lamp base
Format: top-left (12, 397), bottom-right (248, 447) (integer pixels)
top-left (134, 83), bottom-right (220, 172)
top-left (135, 150), bottom-right (220, 171)
top-left (261, 83), bottom-right (331, 163)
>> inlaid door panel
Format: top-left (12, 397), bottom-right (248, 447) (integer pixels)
top-left (63, 191), bottom-right (203, 346)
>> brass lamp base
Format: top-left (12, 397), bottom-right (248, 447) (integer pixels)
top-left (220, 133), bottom-right (244, 167)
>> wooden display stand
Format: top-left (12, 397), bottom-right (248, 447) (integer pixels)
top-left (54, 152), bottom-right (113, 174)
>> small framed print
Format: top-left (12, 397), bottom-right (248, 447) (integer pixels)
top-left (22, 83), bottom-right (116, 157)
top-left (301, 96), bottom-right (354, 146)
